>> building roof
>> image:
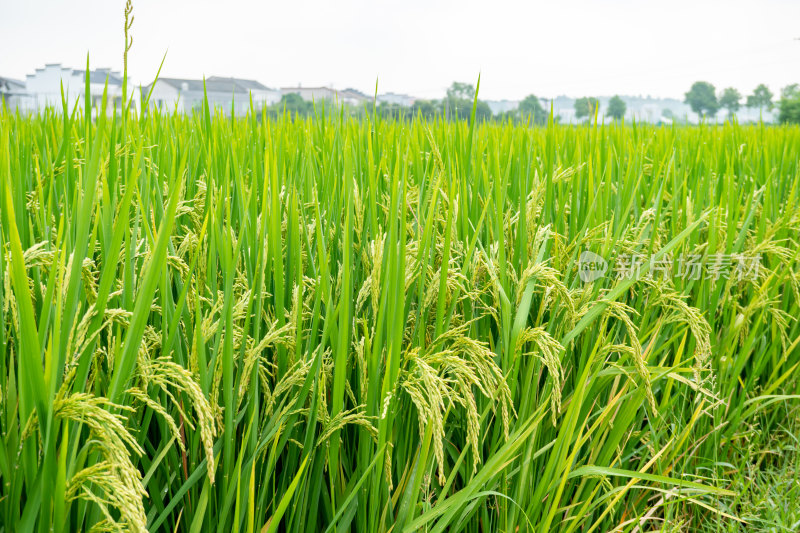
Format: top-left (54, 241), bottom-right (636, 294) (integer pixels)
top-left (27, 64), bottom-right (124, 86)
top-left (72, 68), bottom-right (123, 86)
top-left (146, 77), bottom-right (252, 94)
top-left (0, 76), bottom-right (26, 93)
top-left (207, 76), bottom-right (274, 92)
top-left (376, 92), bottom-right (416, 104)
top-left (378, 92), bottom-right (414, 98)
top-left (280, 86), bottom-right (338, 92)
top-left (341, 88), bottom-right (368, 98)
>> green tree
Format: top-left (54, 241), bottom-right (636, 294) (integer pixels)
top-left (607, 95), bottom-right (626, 120)
top-left (476, 100), bottom-right (494, 121)
top-left (684, 81), bottom-right (719, 118)
top-left (448, 99), bottom-right (492, 122)
top-left (442, 81), bottom-right (492, 122)
top-left (518, 94), bottom-right (546, 124)
top-left (719, 87), bottom-right (742, 118)
top-left (746, 84), bottom-right (773, 112)
top-left (781, 84), bottom-right (799, 99)
top-left (446, 82), bottom-right (475, 101)
top-left (276, 92), bottom-right (311, 116)
top-left (778, 84), bottom-right (800, 124)
top-left (411, 99), bottom-right (437, 118)
top-left (574, 97), bottom-right (599, 120)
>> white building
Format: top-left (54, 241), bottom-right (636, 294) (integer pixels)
top-left (24, 63), bottom-right (139, 113)
top-left (377, 92), bottom-right (416, 107)
top-left (281, 86), bottom-right (369, 106)
top-left (0, 77), bottom-right (31, 110)
top-left (207, 76), bottom-right (281, 108)
top-left (486, 99), bottom-right (519, 114)
top-left (144, 77), bottom-right (279, 115)
top-left (281, 86), bottom-right (338, 103)
top-left (630, 103), bottom-right (662, 123)
top-left (339, 88), bottom-right (369, 106)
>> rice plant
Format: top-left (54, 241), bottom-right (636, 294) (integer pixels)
top-left (1, 77), bottom-right (799, 532)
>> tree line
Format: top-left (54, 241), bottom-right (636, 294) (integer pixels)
top-left (264, 81), bottom-right (800, 124)
top-left (683, 81), bottom-right (800, 123)
top-left (264, 82), bottom-right (551, 124)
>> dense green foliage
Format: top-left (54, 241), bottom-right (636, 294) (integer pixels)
top-left (1, 94), bottom-right (799, 532)
top-left (516, 95), bottom-right (547, 124)
top-left (720, 87), bottom-right (742, 117)
top-left (607, 96), bottom-right (626, 120)
top-left (746, 84), bottom-right (774, 112)
top-left (574, 97), bottom-right (599, 120)
top-left (685, 81), bottom-right (720, 118)
top-left (779, 84), bottom-right (800, 125)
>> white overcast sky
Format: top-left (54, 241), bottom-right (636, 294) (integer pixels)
top-left (2, 0), bottom-right (799, 100)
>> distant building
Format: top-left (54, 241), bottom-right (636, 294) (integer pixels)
top-left (377, 92), bottom-right (416, 107)
top-left (281, 86), bottom-right (369, 106)
top-left (486, 100), bottom-right (518, 114)
top-left (144, 78), bottom-right (199, 113)
top-left (555, 107), bottom-right (577, 124)
top-left (0, 76), bottom-right (30, 110)
top-left (143, 77), bottom-right (272, 115)
top-left (339, 88), bottom-right (369, 106)
top-left (632, 103), bottom-right (661, 123)
top-left (281, 86), bottom-right (338, 103)
top-left (206, 76), bottom-right (281, 108)
top-left (24, 63), bottom-right (138, 113)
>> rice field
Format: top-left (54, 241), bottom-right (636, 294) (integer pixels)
top-left (1, 92), bottom-right (799, 532)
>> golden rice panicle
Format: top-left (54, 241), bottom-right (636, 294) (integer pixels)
top-left (55, 393), bottom-right (147, 532)
top-left (516, 326), bottom-right (563, 425)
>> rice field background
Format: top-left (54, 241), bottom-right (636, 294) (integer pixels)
top-left (1, 87), bottom-right (799, 532)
